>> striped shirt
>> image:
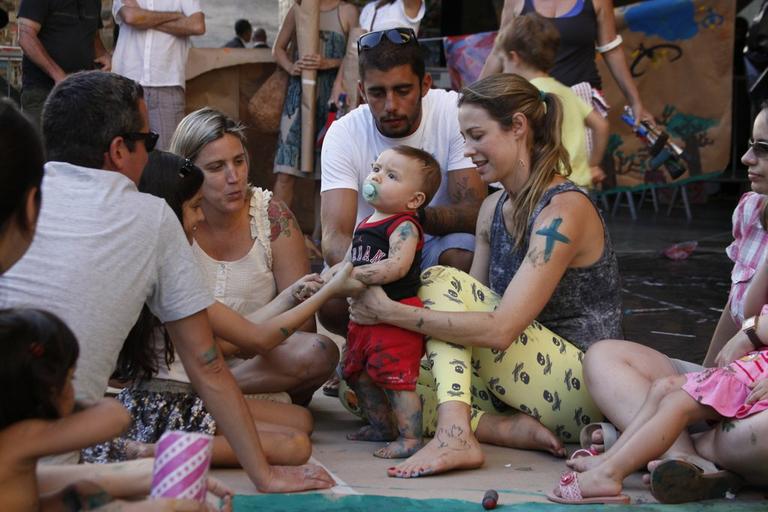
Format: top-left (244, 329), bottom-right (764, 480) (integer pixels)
top-left (726, 192), bottom-right (768, 324)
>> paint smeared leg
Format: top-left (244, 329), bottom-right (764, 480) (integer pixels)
top-left (375, 389), bottom-right (423, 459)
top-left (346, 373), bottom-right (397, 442)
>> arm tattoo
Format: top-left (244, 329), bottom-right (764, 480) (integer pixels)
top-left (200, 346), bottom-right (218, 365)
top-left (449, 175), bottom-right (482, 205)
top-left (280, 327), bottom-right (296, 338)
top-left (423, 205), bottom-right (478, 236)
top-left (534, 218), bottom-right (570, 262)
top-left (268, 199), bottom-right (295, 241)
top-left (420, 174), bottom-right (484, 235)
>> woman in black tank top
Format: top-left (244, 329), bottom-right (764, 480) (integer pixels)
top-left (482, 0), bottom-right (653, 125)
top-left (349, 74), bottom-right (620, 478)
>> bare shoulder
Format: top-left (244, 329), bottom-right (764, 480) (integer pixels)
top-left (592, 0), bottom-right (614, 17)
top-left (340, 1), bottom-right (359, 21)
top-left (501, 0), bottom-right (525, 21)
top-left (546, 188), bottom-right (596, 213)
top-left (477, 188), bottom-right (504, 238)
top-left (480, 188), bottom-right (505, 214)
top-left (538, 190), bottom-right (602, 238)
top-left (267, 198), bottom-right (299, 242)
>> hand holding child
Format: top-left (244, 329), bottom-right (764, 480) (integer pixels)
top-left (747, 378), bottom-right (768, 404)
top-left (715, 331), bottom-right (755, 368)
top-left (348, 285), bottom-right (389, 325)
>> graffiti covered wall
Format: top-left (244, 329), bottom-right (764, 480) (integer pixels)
top-left (443, 0), bottom-right (734, 187)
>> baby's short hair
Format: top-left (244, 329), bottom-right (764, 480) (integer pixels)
top-left (494, 13), bottom-right (560, 72)
top-left (390, 145), bottom-right (441, 205)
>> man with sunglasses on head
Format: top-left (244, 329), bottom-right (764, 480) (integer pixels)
top-left (319, 27), bottom-right (486, 336)
top-left (0, 71), bottom-right (335, 494)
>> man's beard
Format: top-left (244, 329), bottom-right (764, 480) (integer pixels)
top-left (376, 105), bottom-right (421, 138)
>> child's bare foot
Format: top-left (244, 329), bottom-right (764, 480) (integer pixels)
top-left (566, 452), bottom-right (605, 472)
top-left (124, 440), bottom-right (155, 459)
top-left (347, 424), bottom-right (397, 442)
top-left (387, 425), bottom-right (484, 478)
top-left (374, 437), bottom-right (422, 459)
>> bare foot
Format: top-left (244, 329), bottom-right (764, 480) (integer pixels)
top-left (124, 440), bottom-right (155, 459)
top-left (347, 424), bottom-right (397, 442)
top-left (477, 412), bottom-right (566, 457)
top-left (387, 424), bottom-right (484, 478)
top-left (374, 437), bottom-right (422, 459)
top-left (566, 452), bottom-right (605, 472)
top-left (589, 428), bottom-right (606, 454)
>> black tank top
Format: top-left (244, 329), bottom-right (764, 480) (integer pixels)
top-left (351, 213), bottom-right (424, 301)
top-left (487, 182), bottom-right (622, 349)
top-left (521, 0), bottom-right (602, 89)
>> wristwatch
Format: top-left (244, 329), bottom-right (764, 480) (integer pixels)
top-left (742, 315), bottom-right (764, 350)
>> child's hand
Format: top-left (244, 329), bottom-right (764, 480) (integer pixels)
top-left (715, 332), bottom-right (754, 367)
top-left (590, 165), bottom-right (606, 186)
top-left (291, 273), bottom-right (325, 303)
top-left (747, 378), bottom-right (768, 404)
top-left (324, 262), bottom-right (366, 298)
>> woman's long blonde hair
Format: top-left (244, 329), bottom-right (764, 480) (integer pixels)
top-left (459, 73), bottom-right (571, 248)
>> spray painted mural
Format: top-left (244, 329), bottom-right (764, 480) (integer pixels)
top-left (443, 0), bottom-right (734, 188)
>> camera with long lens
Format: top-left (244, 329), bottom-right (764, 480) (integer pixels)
top-left (621, 106), bottom-right (687, 180)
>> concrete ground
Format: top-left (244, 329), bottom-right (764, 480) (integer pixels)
top-left (210, 187), bottom-right (768, 506)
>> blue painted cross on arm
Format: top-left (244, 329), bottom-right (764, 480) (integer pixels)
top-left (534, 218), bottom-right (570, 262)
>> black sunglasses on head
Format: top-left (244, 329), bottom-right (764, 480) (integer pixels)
top-left (748, 138), bottom-right (768, 158)
top-left (357, 28), bottom-right (417, 53)
top-left (122, 131), bottom-right (159, 152)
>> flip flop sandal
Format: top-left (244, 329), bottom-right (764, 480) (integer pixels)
top-left (650, 458), bottom-right (744, 504)
top-left (569, 447), bottom-right (599, 461)
top-left (547, 471), bottom-right (631, 505)
top-left (579, 422), bottom-right (619, 453)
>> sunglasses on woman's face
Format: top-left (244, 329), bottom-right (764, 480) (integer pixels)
top-left (357, 28), bottom-right (417, 53)
top-left (748, 138), bottom-right (768, 159)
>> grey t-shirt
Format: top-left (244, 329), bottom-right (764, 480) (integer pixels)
top-left (0, 161), bottom-right (214, 404)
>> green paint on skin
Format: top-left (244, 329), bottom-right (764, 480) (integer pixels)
top-left (280, 327), bottom-right (292, 337)
top-left (362, 182), bottom-right (378, 201)
top-left (85, 491), bottom-right (112, 509)
top-left (200, 346), bottom-right (218, 365)
top-left (534, 218), bottom-right (570, 262)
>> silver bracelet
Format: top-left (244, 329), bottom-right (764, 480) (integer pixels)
top-left (596, 35), bottom-right (623, 54)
